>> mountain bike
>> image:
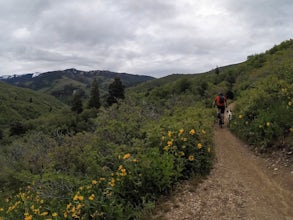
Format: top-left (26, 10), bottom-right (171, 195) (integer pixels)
top-left (215, 106), bottom-right (225, 128)
top-left (217, 111), bottom-right (224, 128)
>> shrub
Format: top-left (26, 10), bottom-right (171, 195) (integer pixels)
top-left (230, 76), bottom-right (293, 150)
top-left (0, 103), bottom-right (214, 219)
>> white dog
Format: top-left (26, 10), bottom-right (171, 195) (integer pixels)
top-left (226, 109), bottom-right (233, 121)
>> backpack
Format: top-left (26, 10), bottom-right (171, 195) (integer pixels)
top-left (219, 95), bottom-right (225, 104)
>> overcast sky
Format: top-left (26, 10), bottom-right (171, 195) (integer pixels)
top-left (0, 0), bottom-right (292, 77)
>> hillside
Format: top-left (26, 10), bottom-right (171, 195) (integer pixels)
top-left (0, 68), bottom-right (155, 104)
top-left (0, 39), bottom-right (292, 219)
top-left (130, 39), bottom-right (293, 151)
top-left (132, 39), bottom-right (293, 96)
top-left (0, 81), bottom-right (66, 134)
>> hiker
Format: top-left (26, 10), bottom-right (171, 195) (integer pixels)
top-left (214, 92), bottom-right (227, 125)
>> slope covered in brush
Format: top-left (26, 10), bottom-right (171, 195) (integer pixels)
top-left (0, 81), bottom-right (66, 131)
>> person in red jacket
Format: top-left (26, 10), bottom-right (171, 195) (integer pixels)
top-left (214, 92), bottom-right (227, 126)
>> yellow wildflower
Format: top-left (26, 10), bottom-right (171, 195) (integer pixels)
top-left (288, 101), bottom-right (292, 106)
top-left (109, 178), bottom-right (115, 187)
top-left (66, 203), bottom-right (72, 210)
top-left (167, 140), bottom-right (173, 146)
top-left (120, 168), bottom-right (127, 176)
top-left (163, 145), bottom-right (170, 151)
top-left (33, 208), bottom-right (40, 215)
top-left (201, 130), bottom-right (206, 134)
top-left (167, 130), bottom-right (172, 137)
top-left (24, 214), bottom-right (33, 220)
top-left (197, 143), bottom-right (203, 149)
top-left (189, 129), bottom-right (196, 135)
top-left (188, 155), bottom-right (194, 161)
top-left (73, 194), bottom-right (79, 201)
top-left (161, 136), bottom-right (166, 141)
top-left (41, 212), bottom-right (48, 216)
top-left (92, 180), bottom-right (98, 185)
top-left (123, 153), bottom-right (131, 159)
top-left (179, 129), bottom-right (184, 135)
top-left (73, 194), bottom-right (84, 201)
top-left (208, 147), bottom-right (211, 153)
top-left (266, 122), bottom-right (271, 127)
top-left (239, 115), bottom-right (243, 119)
top-left (64, 212), bottom-right (68, 218)
top-left (52, 212), bottom-right (58, 217)
top-left (99, 177), bottom-right (106, 181)
top-left (89, 194), bottom-right (95, 201)
top-left (77, 203), bottom-right (83, 210)
top-left (132, 158), bottom-right (138, 163)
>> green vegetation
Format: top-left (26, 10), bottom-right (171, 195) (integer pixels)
top-left (0, 96), bottom-right (214, 219)
top-left (1, 69), bottom-right (154, 105)
top-left (0, 81), bottom-right (65, 140)
top-left (106, 77), bottom-right (125, 106)
top-left (0, 39), bottom-right (293, 219)
top-left (88, 79), bottom-right (101, 109)
top-left (229, 39), bottom-right (293, 152)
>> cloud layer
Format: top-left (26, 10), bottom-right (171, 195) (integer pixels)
top-left (0, 0), bottom-right (292, 77)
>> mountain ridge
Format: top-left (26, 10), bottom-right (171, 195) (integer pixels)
top-left (0, 68), bottom-right (155, 104)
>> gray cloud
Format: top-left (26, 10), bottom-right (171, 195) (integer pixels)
top-left (0, 0), bottom-right (292, 77)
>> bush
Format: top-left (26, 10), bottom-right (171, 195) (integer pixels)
top-left (230, 76), bottom-right (293, 151)
top-left (0, 101), bottom-right (215, 219)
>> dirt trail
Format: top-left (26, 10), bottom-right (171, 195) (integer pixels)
top-left (150, 112), bottom-right (293, 219)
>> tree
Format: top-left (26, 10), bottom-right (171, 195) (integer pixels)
top-left (9, 121), bottom-right (27, 136)
top-left (71, 93), bottom-right (83, 114)
top-left (107, 77), bottom-right (125, 106)
top-left (175, 78), bottom-right (191, 94)
top-left (215, 66), bottom-right (220, 75)
top-left (88, 79), bottom-right (100, 109)
top-left (197, 81), bottom-right (208, 97)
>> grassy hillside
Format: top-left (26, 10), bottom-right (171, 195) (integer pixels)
top-left (0, 81), bottom-right (66, 131)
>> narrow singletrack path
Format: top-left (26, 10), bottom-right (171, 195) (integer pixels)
top-left (150, 116), bottom-right (293, 219)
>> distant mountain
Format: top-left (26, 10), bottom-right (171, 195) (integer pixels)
top-left (0, 69), bottom-right (155, 104)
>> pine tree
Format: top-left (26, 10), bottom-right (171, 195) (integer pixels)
top-left (215, 66), bottom-right (220, 75)
top-left (71, 93), bottom-right (83, 114)
top-left (88, 78), bottom-right (100, 109)
top-left (107, 77), bottom-right (125, 106)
